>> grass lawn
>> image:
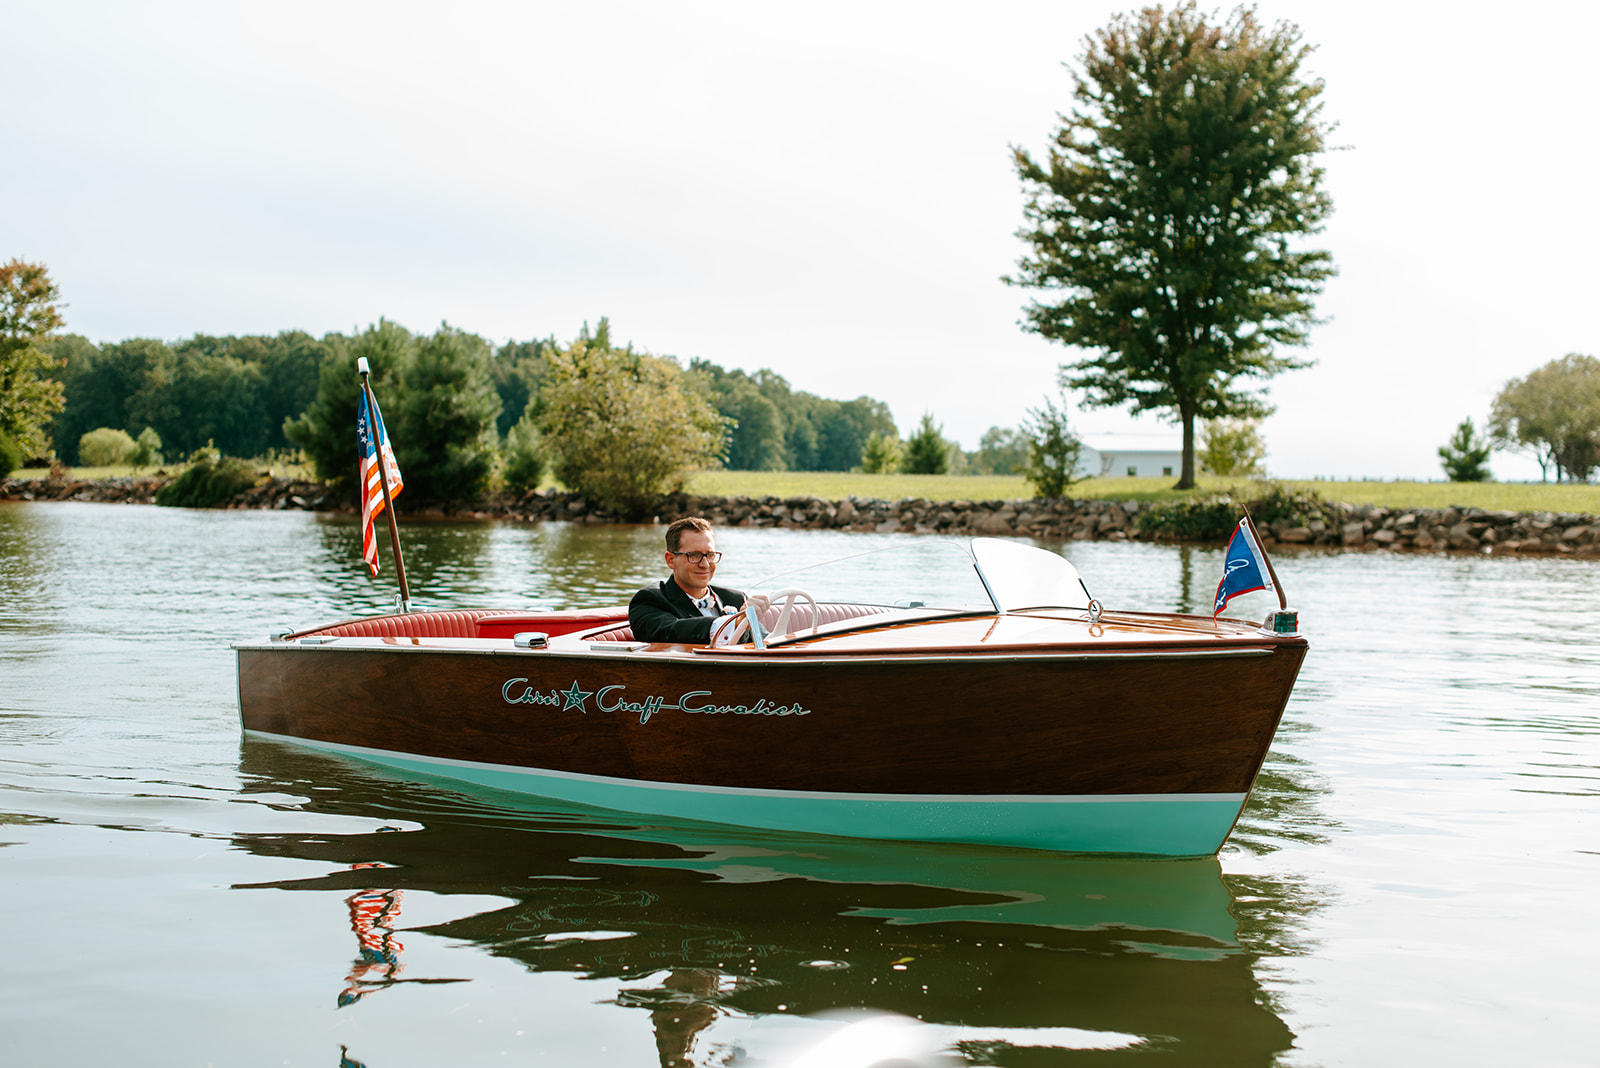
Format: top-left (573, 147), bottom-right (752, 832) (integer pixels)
top-left (1269, 480), bottom-right (1600, 513)
top-left (8, 460), bottom-right (317, 482)
top-left (685, 470), bottom-right (1600, 513)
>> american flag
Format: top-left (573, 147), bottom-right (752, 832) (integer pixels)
top-left (356, 388), bottom-right (403, 576)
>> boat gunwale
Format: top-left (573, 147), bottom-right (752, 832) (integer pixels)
top-left (236, 603), bottom-right (1303, 662)
top-left (232, 635), bottom-right (1296, 665)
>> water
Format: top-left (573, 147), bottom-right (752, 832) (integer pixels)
top-left (1, 502), bottom-right (1596, 1067)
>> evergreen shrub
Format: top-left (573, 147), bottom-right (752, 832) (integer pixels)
top-left (155, 452), bottom-right (262, 508)
top-left (501, 416), bottom-right (545, 494)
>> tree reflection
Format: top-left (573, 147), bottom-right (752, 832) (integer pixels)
top-left (1176, 543), bottom-right (1197, 615)
top-left (304, 515), bottom-right (667, 616)
top-left (521, 522), bottom-right (666, 608)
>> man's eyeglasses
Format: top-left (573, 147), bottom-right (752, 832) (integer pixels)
top-left (671, 551), bottom-right (723, 564)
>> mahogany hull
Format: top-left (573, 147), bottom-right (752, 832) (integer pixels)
top-left (236, 624), bottom-right (1306, 855)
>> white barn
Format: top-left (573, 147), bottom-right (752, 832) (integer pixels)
top-left (1077, 434), bottom-right (1185, 479)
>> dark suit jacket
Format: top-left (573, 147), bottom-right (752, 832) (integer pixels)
top-left (628, 579), bottom-right (746, 644)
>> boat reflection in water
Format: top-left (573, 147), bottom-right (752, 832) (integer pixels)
top-left (235, 740), bottom-right (1301, 1066)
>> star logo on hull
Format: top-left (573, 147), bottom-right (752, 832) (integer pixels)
top-left (560, 681), bottom-right (593, 712)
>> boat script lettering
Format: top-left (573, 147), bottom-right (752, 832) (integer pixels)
top-left (500, 678), bottom-right (811, 725)
top-left (501, 679), bottom-right (563, 707)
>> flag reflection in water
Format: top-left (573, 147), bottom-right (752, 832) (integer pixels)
top-left (338, 862), bottom-right (406, 1008)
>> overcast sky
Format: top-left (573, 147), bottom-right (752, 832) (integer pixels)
top-left (5, 1), bottom-right (1596, 480)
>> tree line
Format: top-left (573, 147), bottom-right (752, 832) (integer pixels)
top-left (28, 318), bottom-right (919, 499)
top-left (6, 272), bottom-right (1077, 511)
top-left (0, 254), bottom-right (1303, 502)
top-left (2, 254), bottom-right (1087, 516)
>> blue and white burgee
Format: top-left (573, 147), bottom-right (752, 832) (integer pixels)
top-left (1214, 518), bottom-right (1275, 618)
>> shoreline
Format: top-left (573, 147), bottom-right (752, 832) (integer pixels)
top-left (4, 474), bottom-right (1596, 557)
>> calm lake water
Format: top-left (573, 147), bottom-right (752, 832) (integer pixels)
top-left (1, 501), bottom-right (1595, 1067)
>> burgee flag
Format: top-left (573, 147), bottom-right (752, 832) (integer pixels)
top-left (1214, 518), bottom-right (1274, 618)
top-left (357, 389), bottom-right (404, 576)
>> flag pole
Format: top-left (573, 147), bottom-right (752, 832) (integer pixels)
top-left (358, 358), bottom-right (412, 613)
top-left (1241, 509), bottom-right (1287, 611)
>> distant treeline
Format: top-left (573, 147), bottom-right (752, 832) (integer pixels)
top-left (44, 331), bottom-right (325, 464)
top-left (39, 325), bottom-right (903, 471)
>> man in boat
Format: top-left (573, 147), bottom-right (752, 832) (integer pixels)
top-left (629, 516), bottom-right (759, 644)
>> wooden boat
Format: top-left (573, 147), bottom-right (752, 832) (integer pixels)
top-left (235, 537), bottom-right (1307, 856)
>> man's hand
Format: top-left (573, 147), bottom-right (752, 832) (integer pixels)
top-left (744, 592), bottom-right (773, 624)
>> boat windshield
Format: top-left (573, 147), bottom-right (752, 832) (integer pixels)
top-left (749, 537), bottom-right (1091, 615)
top-left (970, 537), bottom-right (1092, 612)
top-left (751, 539), bottom-right (992, 612)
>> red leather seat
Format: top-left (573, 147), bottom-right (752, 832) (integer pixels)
top-left (288, 610), bottom-right (490, 640)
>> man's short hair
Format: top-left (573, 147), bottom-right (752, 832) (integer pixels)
top-left (665, 516), bottom-right (713, 553)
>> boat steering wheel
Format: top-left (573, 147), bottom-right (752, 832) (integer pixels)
top-left (739, 587), bottom-right (819, 649)
top-left (767, 587), bottom-right (819, 636)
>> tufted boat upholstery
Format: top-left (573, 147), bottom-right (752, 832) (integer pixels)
top-left (287, 610), bottom-right (493, 641)
top-left (579, 602), bottom-right (896, 645)
top-left (286, 607), bottom-right (633, 642)
top-left (585, 625), bottom-right (636, 642)
top-left (476, 608), bottom-right (629, 639)
top-left (289, 602), bottom-right (896, 644)
top-left (758, 601), bottom-right (896, 632)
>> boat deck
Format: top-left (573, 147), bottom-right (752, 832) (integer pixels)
top-left (262, 604), bottom-right (1292, 663)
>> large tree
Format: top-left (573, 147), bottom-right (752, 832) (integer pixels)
top-left (1489, 354), bottom-right (1600, 483)
top-left (539, 319), bottom-right (728, 517)
top-left (1199, 417), bottom-right (1267, 476)
top-left (284, 320), bottom-right (501, 498)
top-left (1007, 3), bottom-right (1334, 488)
top-left (394, 324), bottom-right (502, 501)
top-left (0, 259), bottom-right (68, 470)
top-left (284, 319), bottom-right (414, 486)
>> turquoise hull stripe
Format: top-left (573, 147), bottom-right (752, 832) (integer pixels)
top-left (251, 731), bottom-right (1246, 856)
